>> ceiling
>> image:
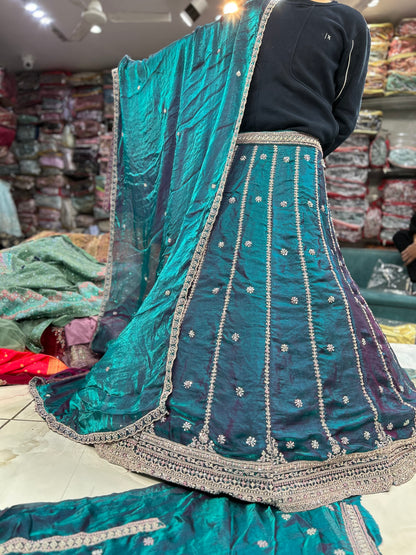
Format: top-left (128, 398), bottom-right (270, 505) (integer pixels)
top-left (1, 0), bottom-right (416, 73)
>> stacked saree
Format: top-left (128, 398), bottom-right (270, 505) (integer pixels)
top-left (31, 0), bottom-right (416, 513)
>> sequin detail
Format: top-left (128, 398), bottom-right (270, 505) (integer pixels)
top-left (246, 436), bottom-right (257, 447)
top-left (236, 387), bottom-right (245, 397)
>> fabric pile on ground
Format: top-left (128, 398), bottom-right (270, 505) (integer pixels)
top-left (386, 18), bottom-right (416, 96)
top-left (379, 178), bottom-right (416, 243)
top-left (364, 23), bottom-right (394, 97)
top-left (325, 133), bottom-right (370, 242)
top-left (0, 234), bottom-right (105, 384)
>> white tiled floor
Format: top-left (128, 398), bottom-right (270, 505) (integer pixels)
top-left (1, 344), bottom-right (416, 554)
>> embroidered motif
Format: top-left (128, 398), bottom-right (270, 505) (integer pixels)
top-left (260, 153), bottom-right (267, 160)
top-left (321, 205), bottom-right (325, 212)
top-left (294, 399), bottom-right (303, 408)
top-left (379, 386), bottom-right (384, 393)
top-left (400, 385), bottom-right (404, 393)
top-left (246, 286), bottom-right (255, 294)
top-left (245, 240), bottom-right (253, 247)
top-left (240, 155), bottom-right (247, 161)
top-left (160, 416), bottom-right (167, 423)
top-left (211, 183), bottom-right (216, 189)
top-left (143, 538), bottom-right (155, 546)
top-left (309, 249), bottom-right (316, 256)
top-left (257, 540), bottom-right (269, 548)
top-left (280, 201), bottom-right (288, 207)
top-left (92, 550), bottom-right (103, 555)
top-left (334, 550), bottom-right (346, 555)
top-left (387, 423), bottom-right (394, 431)
top-left (362, 338), bottom-right (367, 346)
top-left (286, 441), bottom-right (295, 449)
top-left (307, 200), bottom-right (313, 207)
top-left (212, 287), bottom-right (220, 295)
top-left (327, 344), bottom-right (335, 352)
top-left (281, 514), bottom-right (291, 521)
top-left (311, 440), bottom-right (320, 449)
top-left (291, 297), bottom-right (299, 304)
top-left (304, 154), bottom-right (311, 161)
top-left (217, 434), bottom-right (226, 444)
top-left (167, 237), bottom-right (172, 244)
top-left (306, 528), bottom-right (317, 536)
top-left (404, 420), bottom-right (410, 427)
top-left (341, 437), bottom-right (349, 445)
top-left (236, 386), bottom-right (245, 397)
top-left (232, 333), bottom-right (240, 342)
top-left (363, 431), bottom-right (371, 440)
top-left (246, 436), bottom-right (257, 447)
top-left (236, 70), bottom-right (242, 76)
top-left (328, 296), bottom-right (335, 304)
top-left (281, 344), bottom-right (289, 352)
top-left (218, 241), bottom-right (225, 248)
top-left (229, 197), bottom-right (237, 204)
top-left (343, 396), bottom-right (350, 405)
top-left (255, 196), bottom-right (262, 203)
top-left (284, 156), bottom-right (290, 163)
top-left (199, 431), bottom-right (209, 444)
top-left (105, 367), bottom-right (110, 372)
top-left (184, 381), bottom-right (193, 389)
top-left (281, 248), bottom-right (288, 256)
top-left (164, 290), bottom-right (171, 296)
top-left (188, 330), bottom-right (195, 338)
top-left (182, 422), bottom-right (192, 431)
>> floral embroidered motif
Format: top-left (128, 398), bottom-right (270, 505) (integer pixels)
top-left (257, 540), bottom-right (269, 548)
top-left (260, 153), bottom-right (267, 160)
top-left (342, 396), bottom-right (350, 405)
top-left (308, 249), bottom-right (316, 256)
top-left (280, 201), bottom-right (288, 207)
top-left (217, 434), bottom-right (226, 444)
top-left (328, 296), bottom-right (335, 303)
top-left (105, 367), bottom-right (110, 372)
top-left (212, 287), bottom-right (220, 295)
top-left (334, 550), bottom-right (346, 555)
top-left (245, 240), bottom-right (253, 247)
top-left (236, 386), bottom-right (245, 397)
top-left (92, 550), bottom-right (103, 555)
top-left (160, 416), bottom-right (167, 423)
top-left (218, 241), bottom-right (225, 248)
top-left (236, 70), bottom-right (242, 76)
top-left (246, 286), bottom-right (255, 294)
top-left (304, 154), bottom-right (311, 161)
top-left (188, 330), bottom-right (195, 338)
top-left (281, 248), bottom-right (288, 256)
top-left (281, 514), bottom-right (291, 521)
top-left (184, 381), bottom-right (193, 389)
top-left (255, 196), bottom-right (262, 203)
top-left (387, 423), bottom-right (394, 431)
top-left (284, 156), bottom-right (290, 163)
top-left (291, 297), bottom-right (299, 304)
top-left (362, 338), bottom-right (367, 346)
top-left (229, 197), bottom-right (237, 204)
top-left (211, 183), bottom-right (216, 189)
top-left (143, 538), bottom-right (154, 546)
top-left (199, 431), bottom-right (209, 444)
top-left (286, 441), bottom-right (295, 449)
top-left (363, 431), bottom-right (371, 440)
top-left (306, 528), bottom-right (317, 536)
top-left (307, 200), bottom-right (313, 207)
top-left (379, 386), bottom-right (384, 393)
top-left (311, 440), bottom-right (319, 450)
top-left (341, 437), bottom-right (349, 445)
top-left (167, 237), bottom-right (172, 244)
top-left (400, 385), bottom-right (404, 392)
top-left (232, 333), bottom-right (240, 342)
top-left (321, 205), bottom-right (325, 212)
top-left (240, 155), bottom-right (247, 161)
top-left (327, 344), bottom-right (335, 352)
top-left (182, 422), bottom-right (192, 431)
top-left (281, 344), bottom-right (289, 352)
top-left (164, 290), bottom-right (171, 296)
top-left (404, 420), bottom-right (410, 427)
top-left (246, 436), bottom-right (257, 447)
top-left (294, 399), bottom-right (303, 408)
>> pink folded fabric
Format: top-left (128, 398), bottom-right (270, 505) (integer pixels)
top-left (64, 317), bottom-right (98, 346)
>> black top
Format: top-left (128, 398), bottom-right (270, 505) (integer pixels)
top-left (240, 0), bottom-right (371, 157)
top-left (410, 213), bottom-right (416, 236)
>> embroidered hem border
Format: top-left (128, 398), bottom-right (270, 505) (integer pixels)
top-left (237, 131), bottom-right (322, 153)
top-left (95, 431), bottom-right (416, 513)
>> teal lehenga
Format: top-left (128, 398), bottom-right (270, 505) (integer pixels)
top-left (30, 0), bottom-right (416, 514)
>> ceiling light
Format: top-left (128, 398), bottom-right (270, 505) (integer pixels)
top-left (180, 0), bottom-right (208, 27)
top-left (24, 3), bottom-right (38, 12)
top-left (32, 9), bottom-right (45, 19)
top-left (40, 16), bottom-right (52, 25)
top-left (223, 2), bottom-right (239, 15)
top-left (367, 0), bottom-right (379, 7)
top-left (90, 25), bottom-right (102, 34)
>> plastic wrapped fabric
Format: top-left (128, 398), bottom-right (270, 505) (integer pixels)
top-left (396, 18), bottom-right (416, 37)
top-left (389, 55), bottom-right (416, 74)
top-left (0, 68), bottom-right (17, 106)
top-left (325, 166), bottom-right (369, 184)
top-left (363, 205), bottom-right (382, 239)
top-left (17, 113), bottom-right (39, 125)
top-left (38, 130), bottom-right (62, 144)
top-left (71, 93), bottom-right (103, 114)
top-left (388, 36), bottom-right (416, 58)
top-left (74, 109), bottom-right (103, 121)
top-left (369, 134), bottom-right (388, 167)
top-left (75, 214), bottom-right (95, 228)
top-left (368, 22), bottom-right (394, 42)
top-left (68, 72), bottom-right (103, 87)
top-left (39, 71), bottom-right (68, 87)
top-left (0, 150), bottom-right (16, 166)
top-left (39, 86), bottom-right (68, 99)
top-left (0, 179), bottom-right (22, 236)
top-left (326, 181), bottom-right (368, 196)
top-left (16, 198), bottom-right (36, 214)
top-left (364, 61), bottom-right (388, 96)
top-left (369, 41), bottom-right (390, 62)
top-left (381, 212), bottom-right (411, 230)
top-left (12, 140), bottom-right (39, 160)
top-left (367, 258), bottom-right (412, 294)
top-left (19, 159), bottom-right (40, 176)
top-left (381, 179), bottom-right (416, 204)
top-left (382, 201), bottom-right (414, 218)
top-left (388, 147), bottom-right (416, 169)
top-left (34, 193), bottom-right (62, 210)
top-left (332, 219), bottom-right (363, 242)
top-left (325, 150), bottom-right (369, 168)
top-left (355, 110), bottom-right (383, 134)
top-left (72, 119), bottom-right (103, 138)
top-left (0, 164), bottom-right (18, 176)
top-left (386, 72), bottom-right (416, 94)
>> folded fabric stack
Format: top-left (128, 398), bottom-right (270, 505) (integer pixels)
top-left (365, 23), bottom-right (394, 97)
top-left (386, 18), bottom-right (416, 96)
top-left (379, 178), bottom-right (416, 243)
top-left (102, 69), bottom-right (114, 121)
top-left (387, 131), bottom-right (416, 169)
top-left (325, 133), bottom-right (370, 242)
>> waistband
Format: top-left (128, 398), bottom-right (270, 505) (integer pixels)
top-left (237, 131), bottom-right (322, 153)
